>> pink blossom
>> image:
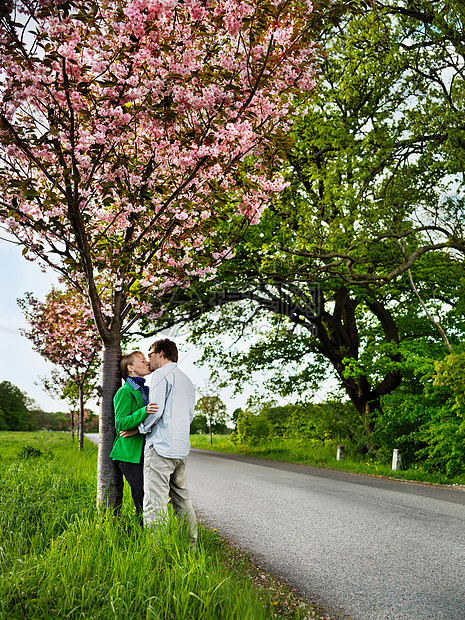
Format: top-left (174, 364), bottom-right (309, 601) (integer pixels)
top-left (20, 288), bottom-right (102, 378)
top-left (0, 0), bottom-right (318, 341)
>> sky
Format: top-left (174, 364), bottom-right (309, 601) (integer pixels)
top-left (0, 237), bottom-right (260, 416)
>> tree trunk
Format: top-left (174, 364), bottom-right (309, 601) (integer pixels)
top-left (312, 286), bottom-right (402, 447)
top-left (76, 408), bottom-right (80, 443)
top-left (96, 344), bottom-right (124, 512)
top-left (78, 383), bottom-right (84, 452)
top-left (70, 409), bottom-right (75, 441)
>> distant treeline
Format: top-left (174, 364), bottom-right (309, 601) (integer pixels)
top-left (0, 380), bottom-right (98, 432)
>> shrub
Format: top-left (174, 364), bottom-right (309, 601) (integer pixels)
top-left (18, 445), bottom-right (44, 459)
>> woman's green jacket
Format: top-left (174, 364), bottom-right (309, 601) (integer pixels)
top-left (109, 381), bottom-right (148, 463)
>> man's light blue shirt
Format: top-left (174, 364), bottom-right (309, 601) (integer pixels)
top-left (138, 362), bottom-right (196, 459)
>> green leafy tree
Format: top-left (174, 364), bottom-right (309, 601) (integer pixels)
top-left (0, 381), bottom-right (29, 430)
top-left (195, 393), bottom-right (228, 445)
top-left (0, 403), bottom-right (8, 431)
top-left (434, 351), bottom-right (465, 411)
top-left (235, 409), bottom-right (271, 445)
top-left (140, 4), bottom-right (465, 457)
top-left (284, 400), bottom-right (364, 447)
top-left (190, 414), bottom-right (208, 435)
top-left (260, 403), bottom-right (293, 437)
top-left (22, 406), bottom-right (69, 431)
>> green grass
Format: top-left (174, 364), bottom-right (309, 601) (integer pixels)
top-left (190, 434), bottom-right (465, 487)
top-left (0, 432), bottom-right (326, 620)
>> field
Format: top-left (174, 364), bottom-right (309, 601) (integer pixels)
top-left (0, 432), bottom-right (326, 620)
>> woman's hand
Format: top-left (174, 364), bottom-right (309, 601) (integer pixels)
top-left (119, 428), bottom-right (139, 438)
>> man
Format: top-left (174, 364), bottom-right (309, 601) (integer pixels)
top-left (133, 338), bottom-right (197, 546)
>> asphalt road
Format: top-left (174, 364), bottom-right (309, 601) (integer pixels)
top-left (186, 449), bottom-right (465, 620)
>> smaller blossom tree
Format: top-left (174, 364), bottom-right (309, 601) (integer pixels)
top-left (19, 287), bottom-right (102, 450)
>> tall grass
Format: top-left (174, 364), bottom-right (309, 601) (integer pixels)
top-left (0, 432), bottom-right (320, 620)
top-left (190, 434), bottom-right (465, 486)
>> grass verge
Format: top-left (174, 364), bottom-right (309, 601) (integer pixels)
top-left (0, 432), bottom-right (329, 620)
top-left (189, 434), bottom-right (465, 487)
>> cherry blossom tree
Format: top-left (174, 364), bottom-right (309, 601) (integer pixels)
top-left (0, 0), bottom-right (319, 508)
top-left (18, 287), bottom-right (102, 450)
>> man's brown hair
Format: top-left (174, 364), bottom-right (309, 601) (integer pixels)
top-left (149, 339), bottom-right (178, 363)
top-left (120, 350), bottom-right (144, 379)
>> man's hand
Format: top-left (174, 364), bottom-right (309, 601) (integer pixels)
top-left (119, 428), bottom-right (139, 438)
top-left (146, 402), bottom-right (158, 415)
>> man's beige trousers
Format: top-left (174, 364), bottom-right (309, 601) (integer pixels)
top-left (143, 445), bottom-right (197, 547)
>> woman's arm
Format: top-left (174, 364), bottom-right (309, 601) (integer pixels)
top-left (113, 388), bottom-right (151, 431)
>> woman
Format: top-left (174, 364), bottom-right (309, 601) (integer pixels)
top-left (109, 350), bottom-right (157, 515)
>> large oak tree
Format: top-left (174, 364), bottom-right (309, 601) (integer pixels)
top-left (139, 3), bottom-right (465, 444)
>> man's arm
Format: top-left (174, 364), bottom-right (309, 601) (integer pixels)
top-left (138, 373), bottom-right (167, 434)
top-left (190, 387), bottom-right (196, 424)
top-left (119, 403), bottom-right (158, 436)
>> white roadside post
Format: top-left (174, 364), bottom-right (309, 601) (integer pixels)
top-left (392, 448), bottom-right (402, 471)
top-left (337, 445), bottom-right (345, 461)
